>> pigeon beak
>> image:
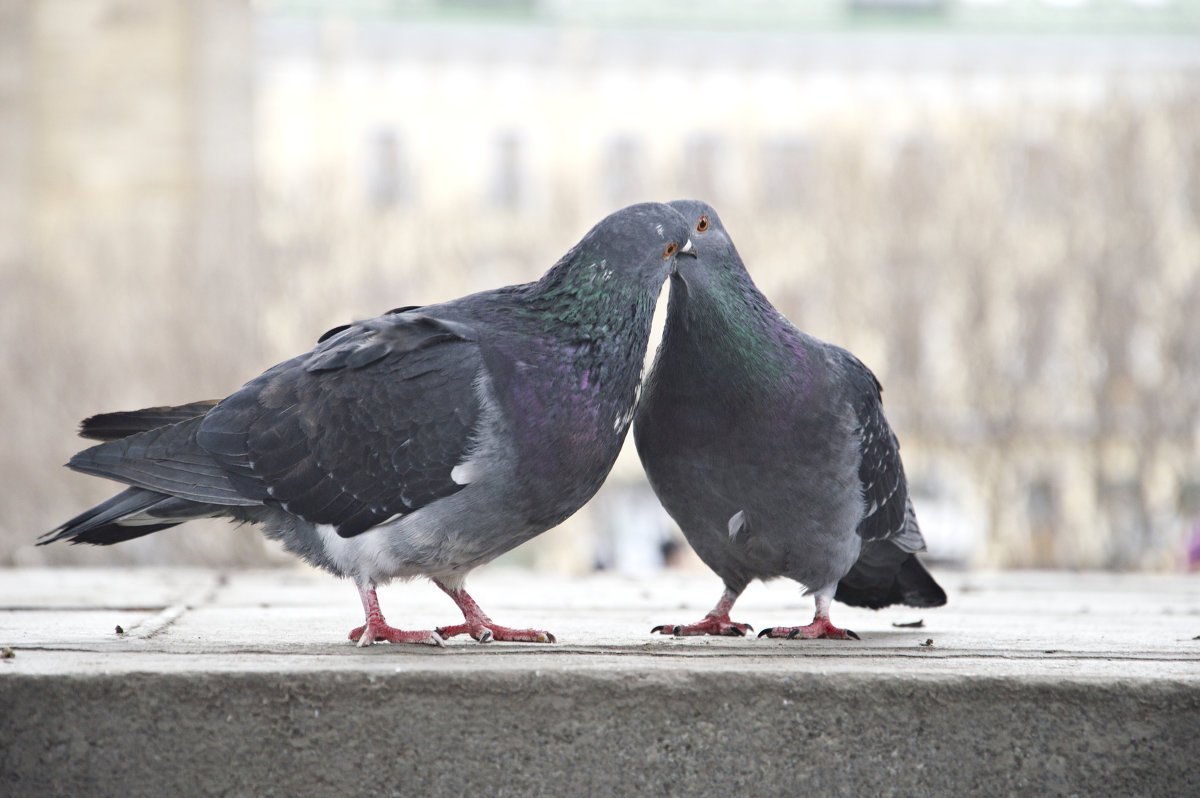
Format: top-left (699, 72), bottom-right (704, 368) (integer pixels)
top-left (672, 239), bottom-right (697, 274)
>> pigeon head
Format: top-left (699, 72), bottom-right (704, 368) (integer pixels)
top-left (527, 202), bottom-right (696, 338)
top-left (661, 199), bottom-right (779, 345)
top-left (666, 199), bottom-right (749, 289)
top-left (550, 202), bottom-right (696, 294)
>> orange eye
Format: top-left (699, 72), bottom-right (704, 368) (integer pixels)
top-left (696, 216), bottom-right (709, 232)
top-left (663, 242), bottom-right (677, 259)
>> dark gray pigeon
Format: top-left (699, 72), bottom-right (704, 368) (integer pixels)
top-left (43, 202), bottom-right (696, 647)
top-left (634, 200), bottom-right (945, 640)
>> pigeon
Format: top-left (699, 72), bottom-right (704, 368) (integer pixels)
top-left (42, 202), bottom-right (697, 647)
top-left (634, 200), bottom-right (945, 640)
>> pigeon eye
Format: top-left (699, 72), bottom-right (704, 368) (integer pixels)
top-left (696, 216), bottom-right (709, 232)
top-left (663, 242), bottom-right (677, 259)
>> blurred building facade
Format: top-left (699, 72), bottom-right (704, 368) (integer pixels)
top-left (4, 0), bottom-right (1199, 571)
top-left (1, 0), bottom-right (264, 566)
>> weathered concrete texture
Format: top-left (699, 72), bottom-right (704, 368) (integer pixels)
top-left (2, 568), bottom-right (1199, 797)
top-left (5, 669), bottom-right (1198, 798)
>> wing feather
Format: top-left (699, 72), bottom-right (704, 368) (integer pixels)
top-left (198, 312), bottom-right (484, 538)
top-left (836, 349), bottom-right (913, 545)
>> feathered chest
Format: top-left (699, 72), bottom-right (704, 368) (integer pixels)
top-left (493, 336), bottom-right (637, 456)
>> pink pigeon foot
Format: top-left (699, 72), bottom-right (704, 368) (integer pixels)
top-left (652, 587), bottom-right (751, 637)
top-left (757, 616), bottom-right (859, 641)
top-left (349, 583), bottom-right (443, 647)
top-left (651, 613), bottom-right (753, 637)
top-left (434, 620), bottom-right (556, 643)
top-left (434, 579), bottom-right (556, 643)
top-left (349, 620), bottom-right (444, 647)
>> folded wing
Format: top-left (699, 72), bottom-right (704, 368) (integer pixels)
top-left (66, 312), bottom-right (485, 539)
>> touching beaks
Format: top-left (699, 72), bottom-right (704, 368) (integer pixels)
top-left (672, 239), bottom-right (697, 274)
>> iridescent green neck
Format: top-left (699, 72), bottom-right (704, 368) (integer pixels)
top-left (664, 267), bottom-right (811, 392)
top-left (526, 253), bottom-right (656, 344)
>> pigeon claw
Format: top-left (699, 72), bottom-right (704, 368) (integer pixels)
top-left (350, 623), bottom-right (444, 647)
top-left (758, 618), bottom-right (860, 641)
top-left (437, 621), bottom-right (556, 644)
top-left (651, 615), bottom-right (753, 637)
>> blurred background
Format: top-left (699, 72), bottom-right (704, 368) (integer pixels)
top-left (3, 0), bottom-right (1199, 575)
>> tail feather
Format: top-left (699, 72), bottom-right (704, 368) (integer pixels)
top-left (68, 418), bottom-right (261, 506)
top-left (835, 540), bottom-right (947, 610)
top-left (79, 400), bottom-right (219, 441)
top-left (39, 487), bottom-right (223, 546)
top-left (47, 400), bottom-right (262, 548)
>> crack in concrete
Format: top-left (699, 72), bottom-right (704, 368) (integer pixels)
top-left (125, 573), bottom-right (227, 640)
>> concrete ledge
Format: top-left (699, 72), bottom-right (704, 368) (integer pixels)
top-left (2, 569), bottom-right (1199, 796)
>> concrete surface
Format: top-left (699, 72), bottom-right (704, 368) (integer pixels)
top-left (2, 567), bottom-right (1198, 797)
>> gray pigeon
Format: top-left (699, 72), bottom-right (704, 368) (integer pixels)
top-left (634, 200), bottom-right (945, 640)
top-left (43, 202), bottom-right (696, 646)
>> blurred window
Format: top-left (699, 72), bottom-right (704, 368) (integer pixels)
top-left (889, 135), bottom-right (942, 216)
top-left (1007, 137), bottom-right (1062, 215)
top-left (602, 135), bottom-right (645, 207)
top-left (365, 128), bottom-right (410, 210)
top-left (1180, 480), bottom-right (1200, 518)
top-left (679, 133), bottom-right (724, 203)
top-left (1185, 138), bottom-right (1200, 225)
top-left (491, 131), bottom-right (524, 211)
top-left (760, 135), bottom-right (813, 210)
top-left (1027, 477), bottom-right (1059, 530)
